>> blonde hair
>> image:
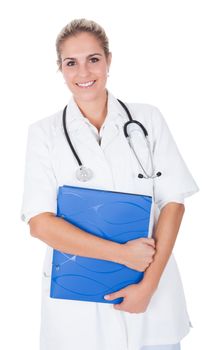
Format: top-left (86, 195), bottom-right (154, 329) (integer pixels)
top-left (56, 18), bottom-right (110, 71)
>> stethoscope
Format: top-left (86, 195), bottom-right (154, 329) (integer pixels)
top-left (62, 98), bottom-right (162, 182)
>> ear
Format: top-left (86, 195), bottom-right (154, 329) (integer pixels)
top-left (56, 59), bottom-right (62, 73)
top-left (107, 52), bottom-right (112, 71)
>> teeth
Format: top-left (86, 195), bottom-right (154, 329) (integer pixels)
top-left (77, 80), bottom-right (95, 87)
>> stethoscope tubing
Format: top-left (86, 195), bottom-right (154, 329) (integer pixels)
top-left (117, 99), bottom-right (148, 138)
top-left (63, 105), bottom-right (82, 167)
top-left (62, 98), bottom-right (160, 180)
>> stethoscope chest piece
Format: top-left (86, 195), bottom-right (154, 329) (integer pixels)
top-left (62, 98), bottom-right (162, 182)
top-left (76, 166), bottom-right (93, 182)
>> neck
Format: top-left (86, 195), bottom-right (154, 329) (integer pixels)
top-left (74, 90), bottom-right (108, 131)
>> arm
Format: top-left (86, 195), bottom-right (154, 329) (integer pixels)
top-left (29, 213), bottom-right (123, 264)
top-left (139, 202), bottom-right (185, 290)
top-left (104, 202), bottom-right (185, 312)
top-left (29, 212), bottom-right (155, 269)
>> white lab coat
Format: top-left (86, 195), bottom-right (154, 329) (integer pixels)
top-left (21, 91), bottom-right (199, 350)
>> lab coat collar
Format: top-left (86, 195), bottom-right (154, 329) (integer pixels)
top-left (65, 90), bottom-right (127, 130)
top-left (63, 90), bottom-right (129, 154)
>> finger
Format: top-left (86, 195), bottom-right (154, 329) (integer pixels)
top-left (104, 293), bottom-right (120, 301)
top-left (104, 289), bottom-right (125, 301)
top-left (151, 248), bottom-right (156, 256)
top-left (147, 238), bottom-right (155, 246)
top-left (113, 298), bottom-right (129, 311)
top-left (140, 238), bottom-right (155, 247)
top-left (113, 303), bottom-right (123, 310)
top-left (148, 245), bottom-right (156, 255)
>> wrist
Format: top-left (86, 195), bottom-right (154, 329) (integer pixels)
top-left (138, 276), bottom-right (159, 294)
top-left (110, 242), bottom-right (125, 265)
top-left (138, 268), bottom-right (160, 292)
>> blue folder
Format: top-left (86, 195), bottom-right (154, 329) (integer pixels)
top-left (50, 185), bottom-right (152, 304)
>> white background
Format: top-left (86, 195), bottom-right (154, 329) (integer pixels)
top-left (0, 0), bottom-right (213, 349)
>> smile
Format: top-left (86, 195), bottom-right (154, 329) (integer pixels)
top-left (76, 80), bottom-right (96, 88)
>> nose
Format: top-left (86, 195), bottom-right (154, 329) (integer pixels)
top-left (78, 63), bottom-right (90, 78)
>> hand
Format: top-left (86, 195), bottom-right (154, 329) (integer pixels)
top-left (104, 281), bottom-right (157, 314)
top-left (122, 237), bottom-right (156, 272)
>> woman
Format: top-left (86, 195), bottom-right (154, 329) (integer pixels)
top-left (21, 18), bottom-right (199, 350)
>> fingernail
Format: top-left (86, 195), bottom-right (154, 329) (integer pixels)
top-left (104, 295), bottom-right (110, 299)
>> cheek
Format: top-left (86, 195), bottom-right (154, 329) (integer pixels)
top-left (63, 70), bottom-right (76, 85)
top-left (95, 66), bottom-right (108, 79)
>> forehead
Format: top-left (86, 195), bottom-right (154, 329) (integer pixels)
top-left (60, 32), bottom-right (104, 58)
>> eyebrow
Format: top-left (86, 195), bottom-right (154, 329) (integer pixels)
top-left (63, 53), bottom-right (103, 62)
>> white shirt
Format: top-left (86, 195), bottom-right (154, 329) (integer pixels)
top-left (20, 91), bottom-right (199, 350)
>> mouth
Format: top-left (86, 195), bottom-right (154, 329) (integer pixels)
top-left (76, 80), bottom-right (96, 88)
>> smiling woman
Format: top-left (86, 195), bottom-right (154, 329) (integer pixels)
top-left (60, 33), bottom-right (111, 108)
top-left (58, 31), bottom-right (111, 128)
top-left (20, 18), bottom-right (199, 350)
top-left (56, 20), bottom-right (112, 127)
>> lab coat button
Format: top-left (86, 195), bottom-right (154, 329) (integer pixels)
top-left (189, 321), bottom-right (193, 328)
top-left (43, 272), bottom-right (50, 277)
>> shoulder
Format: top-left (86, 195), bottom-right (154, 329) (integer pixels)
top-left (28, 108), bottom-right (63, 133)
top-left (118, 100), bottom-right (170, 144)
top-left (27, 108), bottom-right (63, 141)
top-left (123, 101), bottom-right (165, 130)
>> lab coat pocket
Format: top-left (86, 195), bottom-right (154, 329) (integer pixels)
top-left (128, 136), bottom-right (154, 197)
top-left (131, 174), bottom-right (155, 239)
top-left (42, 270), bottom-right (52, 296)
top-left (41, 246), bottom-right (53, 295)
top-left (132, 174), bottom-right (154, 197)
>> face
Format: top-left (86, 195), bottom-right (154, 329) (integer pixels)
top-left (60, 32), bottom-right (112, 103)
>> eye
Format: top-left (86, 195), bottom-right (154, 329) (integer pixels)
top-left (67, 60), bottom-right (76, 67)
top-left (90, 57), bottom-right (99, 63)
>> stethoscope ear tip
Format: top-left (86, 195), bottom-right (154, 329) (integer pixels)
top-left (63, 99), bottom-right (162, 182)
top-left (138, 172), bottom-right (162, 179)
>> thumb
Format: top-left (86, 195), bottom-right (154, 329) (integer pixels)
top-left (140, 237), bottom-right (155, 247)
top-left (104, 289), bottom-right (125, 301)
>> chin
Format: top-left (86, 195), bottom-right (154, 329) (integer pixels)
top-left (73, 86), bottom-right (106, 102)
